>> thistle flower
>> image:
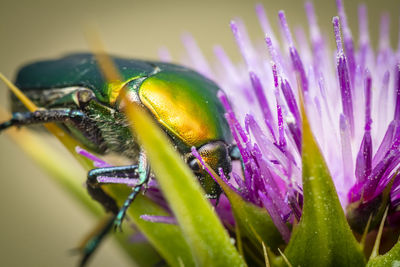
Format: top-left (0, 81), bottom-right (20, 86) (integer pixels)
top-left (2, 0), bottom-right (400, 266)
top-left (205, 0), bottom-right (400, 238)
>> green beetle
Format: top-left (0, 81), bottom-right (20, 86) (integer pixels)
top-left (0, 53), bottom-right (239, 265)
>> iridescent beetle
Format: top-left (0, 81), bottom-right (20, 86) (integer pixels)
top-left (0, 53), bottom-right (240, 265)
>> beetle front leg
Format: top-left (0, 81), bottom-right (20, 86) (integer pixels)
top-left (0, 109), bottom-right (87, 131)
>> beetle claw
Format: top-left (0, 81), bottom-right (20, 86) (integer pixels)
top-left (75, 215), bottom-right (115, 267)
top-left (113, 219), bottom-right (123, 232)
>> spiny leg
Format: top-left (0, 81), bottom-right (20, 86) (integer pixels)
top-left (82, 159), bottom-right (149, 265)
top-left (114, 149), bottom-right (150, 231)
top-left (86, 165), bottom-right (139, 215)
top-left (0, 89), bottom-right (109, 150)
top-left (83, 165), bottom-right (140, 267)
top-left (76, 215), bottom-right (116, 267)
top-left (0, 109), bottom-right (87, 131)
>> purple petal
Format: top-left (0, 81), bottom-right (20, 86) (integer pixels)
top-left (258, 191), bottom-right (290, 243)
top-left (334, 17), bottom-right (355, 136)
top-left (249, 71), bottom-right (277, 141)
top-left (336, 0), bottom-right (356, 86)
top-left (97, 176), bottom-right (138, 186)
top-left (278, 11), bottom-right (308, 92)
top-left (181, 33), bottom-right (214, 80)
top-left (355, 70), bottom-right (373, 183)
top-left (394, 64), bottom-right (400, 120)
top-left (140, 215), bottom-right (177, 224)
top-left (75, 146), bottom-right (111, 168)
top-left (255, 3), bottom-right (278, 43)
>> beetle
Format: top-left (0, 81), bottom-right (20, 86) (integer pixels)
top-left (0, 53), bottom-right (240, 265)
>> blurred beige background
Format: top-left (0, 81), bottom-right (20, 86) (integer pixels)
top-left (0, 0), bottom-right (399, 266)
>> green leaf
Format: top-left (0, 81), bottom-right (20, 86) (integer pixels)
top-left (284, 102), bottom-right (366, 266)
top-left (214, 171), bottom-right (284, 253)
top-left (125, 103), bottom-right (246, 267)
top-left (367, 241), bottom-right (400, 267)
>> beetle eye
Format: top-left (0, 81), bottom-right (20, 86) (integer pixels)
top-left (188, 158), bottom-right (201, 172)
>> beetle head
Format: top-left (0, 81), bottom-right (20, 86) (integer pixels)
top-left (186, 141), bottom-right (232, 199)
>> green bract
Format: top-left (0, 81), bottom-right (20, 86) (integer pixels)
top-left (283, 101), bottom-right (366, 266)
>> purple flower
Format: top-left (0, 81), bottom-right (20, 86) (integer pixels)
top-left (174, 0), bottom-right (400, 238)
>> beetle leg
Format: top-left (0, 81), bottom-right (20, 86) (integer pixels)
top-left (228, 144), bottom-right (247, 186)
top-left (79, 165), bottom-right (141, 267)
top-left (87, 165), bottom-right (139, 215)
top-left (228, 144), bottom-right (241, 160)
top-left (75, 214), bottom-right (116, 267)
top-left (0, 109), bottom-right (86, 131)
top-left (229, 143), bottom-right (246, 172)
top-left (114, 149), bottom-right (150, 231)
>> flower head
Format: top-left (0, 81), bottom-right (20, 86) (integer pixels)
top-left (179, 0), bottom-right (400, 235)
